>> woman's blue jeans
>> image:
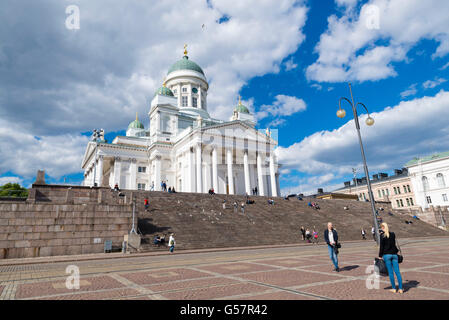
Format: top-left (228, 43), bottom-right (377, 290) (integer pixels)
top-left (327, 245), bottom-right (338, 269)
top-left (383, 254), bottom-right (403, 290)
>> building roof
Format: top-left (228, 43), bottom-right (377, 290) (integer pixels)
top-left (167, 56), bottom-right (205, 76)
top-left (334, 170), bottom-right (409, 192)
top-left (405, 151), bottom-right (449, 167)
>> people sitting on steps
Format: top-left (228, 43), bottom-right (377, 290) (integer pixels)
top-left (268, 199), bottom-right (274, 205)
top-left (208, 188), bottom-right (215, 195)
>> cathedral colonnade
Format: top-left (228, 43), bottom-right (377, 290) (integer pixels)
top-left (173, 142), bottom-right (279, 197)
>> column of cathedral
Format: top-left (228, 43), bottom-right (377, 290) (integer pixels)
top-left (193, 145), bottom-right (277, 197)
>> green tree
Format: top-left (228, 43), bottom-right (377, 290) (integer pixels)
top-left (0, 183), bottom-right (28, 198)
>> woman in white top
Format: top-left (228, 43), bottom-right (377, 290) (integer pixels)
top-left (168, 234), bottom-right (176, 253)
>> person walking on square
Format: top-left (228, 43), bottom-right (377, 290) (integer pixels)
top-left (168, 233), bottom-right (176, 253)
top-left (324, 222), bottom-right (340, 272)
top-left (379, 222), bottom-right (403, 294)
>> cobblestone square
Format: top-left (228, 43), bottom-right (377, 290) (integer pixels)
top-left (1, 237), bottom-right (448, 300)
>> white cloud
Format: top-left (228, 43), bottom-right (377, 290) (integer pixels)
top-left (0, 0), bottom-right (309, 181)
top-left (400, 83), bottom-right (418, 98)
top-left (307, 0), bottom-right (449, 83)
top-left (0, 0), bottom-right (309, 134)
top-left (422, 78), bottom-right (447, 89)
top-left (257, 95), bottom-right (307, 126)
top-left (440, 61), bottom-right (449, 70)
top-left (277, 90), bottom-right (449, 192)
top-left (335, 0), bottom-right (359, 7)
top-left (0, 176), bottom-right (22, 186)
top-left (284, 57), bottom-right (298, 71)
top-left (0, 119), bottom-right (89, 179)
top-left (310, 83), bottom-right (323, 91)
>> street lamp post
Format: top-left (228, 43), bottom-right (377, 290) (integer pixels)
top-left (337, 83), bottom-right (380, 244)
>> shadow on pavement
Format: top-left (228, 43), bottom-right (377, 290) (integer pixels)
top-left (340, 265), bottom-right (359, 272)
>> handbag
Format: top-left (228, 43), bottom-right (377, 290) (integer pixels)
top-left (395, 238), bottom-right (404, 263)
top-left (374, 257), bottom-right (388, 276)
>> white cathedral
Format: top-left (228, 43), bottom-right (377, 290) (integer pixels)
top-left (81, 48), bottom-right (280, 196)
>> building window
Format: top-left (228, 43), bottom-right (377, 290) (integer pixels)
top-left (437, 173), bottom-right (446, 188)
top-left (410, 198), bottom-right (414, 206)
top-left (378, 190), bottom-right (381, 198)
top-left (426, 196), bottom-right (432, 204)
top-left (422, 176), bottom-right (429, 191)
top-left (386, 189), bottom-right (390, 196)
top-left (403, 185), bottom-right (407, 193)
top-left (399, 199), bottom-right (404, 207)
top-left (138, 166), bottom-right (146, 173)
top-left (397, 187), bottom-right (401, 194)
top-left (443, 194), bottom-right (448, 202)
top-left (173, 89), bottom-right (177, 94)
top-left (182, 87), bottom-right (187, 93)
top-left (182, 96), bottom-right (188, 107)
top-left (192, 97), bottom-right (197, 108)
top-left (396, 200), bottom-right (400, 207)
top-left (407, 185), bottom-right (411, 193)
top-left (382, 189), bottom-right (385, 196)
top-left (406, 198), bottom-right (410, 206)
top-left (137, 183), bottom-right (146, 190)
top-left (393, 187), bottom-right (397, 195)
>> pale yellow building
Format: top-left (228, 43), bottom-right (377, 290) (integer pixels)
top-left (334, 169), bottom-right (419, 210)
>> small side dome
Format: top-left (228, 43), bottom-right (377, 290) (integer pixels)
top-left (128, 113), bottom-right (144, 129)
top-left (234, 96), bottom-right (250, 114)
top-left (154, 85), bottom-right (174, 97)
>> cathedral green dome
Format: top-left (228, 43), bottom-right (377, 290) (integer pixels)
top-left (234, 97), bottom-right (250, 114)
top-left (154, 86), bottom-right (174, 97)
top-left (235, 104), bottom-right (250, 114)
top-left (167, 56), bottom-right (205, 76)
top-left (128, 114), bottom-right (144, 130)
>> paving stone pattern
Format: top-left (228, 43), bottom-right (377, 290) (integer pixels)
top-left (1, 237), bottom-right (448, 300)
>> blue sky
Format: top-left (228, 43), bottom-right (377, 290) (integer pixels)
top-left (1, 0), bottom-right (449, 194)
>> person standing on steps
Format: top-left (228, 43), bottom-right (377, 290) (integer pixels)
top-left (144, 198), bottom-right (149, 211)
top-left (233, 201), bottom-right (238, 213)
top-left (313, 229), bottom-right (318, 244)
top-left (168, 233), bottom-right (176, 253)
top-left (305, 229), bottom-right (311, 243)
top-left (371, 226), bottom-right (376, 241)
top-left (379, 222), bottom-right (404, 294)
top-left (324, 222), bottom-right (340, 272)
top-left (300, 226), bottom-right (305, 241)
top-left (361, 228), bottom-right (366, 240)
